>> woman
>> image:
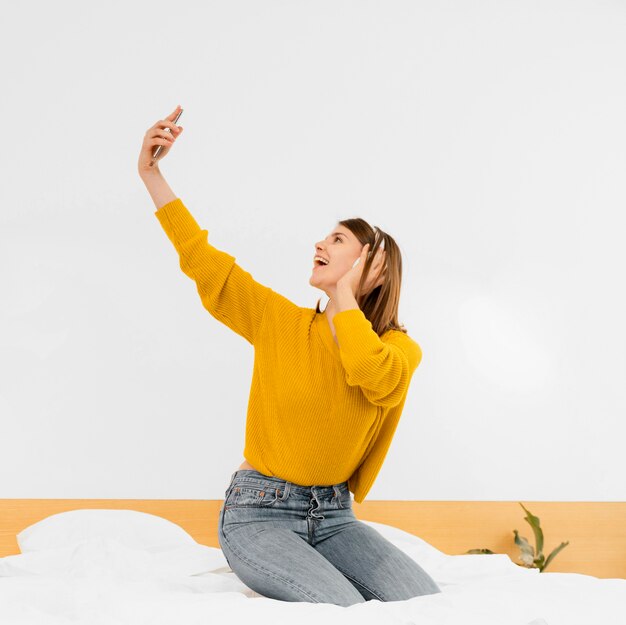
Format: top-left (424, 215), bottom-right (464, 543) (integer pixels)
top-left (138, 106), bottom-right (442, 606)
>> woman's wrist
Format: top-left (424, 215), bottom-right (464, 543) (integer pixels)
top-left (139, 168), bottom-right (177, 210)
top-left (333, 282), bottom-right (359, 314)
top-left (138, 163), bottom-right (162, 181)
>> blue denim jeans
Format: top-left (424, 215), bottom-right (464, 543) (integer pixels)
top-left (217, 469), bottom-right (442, 607)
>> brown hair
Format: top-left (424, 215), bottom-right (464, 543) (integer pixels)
top-left (315, 218), bottom-right (408, 337)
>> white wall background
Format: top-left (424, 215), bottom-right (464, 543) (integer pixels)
top-left (1, 1), bottom-right (624, 501)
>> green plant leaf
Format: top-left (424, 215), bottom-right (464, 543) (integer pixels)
top-left (513, 529), bottom-right (535, 566)
top-left (541, 541), bottom-right (570, 572)
top-left (465, 548), bottom-right (495, 554)
top-left (519, 502), bottom-right (544, 555)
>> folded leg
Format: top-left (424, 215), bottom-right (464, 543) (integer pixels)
top-left (313, 519), bottom-right (442, 601)
top-left (219, 514), bottom-right (367, 606)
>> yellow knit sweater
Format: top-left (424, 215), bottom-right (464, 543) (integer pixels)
top-left (155, 198), bottom-right (422, 503)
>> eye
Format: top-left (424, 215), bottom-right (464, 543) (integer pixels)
top-left (335, 236), bottom-right (342, 242)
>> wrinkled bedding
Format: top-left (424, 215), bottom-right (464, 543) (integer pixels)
top-left (1, 520), bottom-right (623, 625)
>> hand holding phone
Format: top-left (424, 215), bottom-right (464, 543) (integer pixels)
top-left (137, 105), bottom-right (184, 176)
top-left (151, 106), bottom-right (184, 164)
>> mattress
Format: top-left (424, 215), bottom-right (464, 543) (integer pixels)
top-left (1, 518), bottom-right (623, 625)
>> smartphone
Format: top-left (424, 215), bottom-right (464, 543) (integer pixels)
top-left (151, 107), bottom-right (184, 163)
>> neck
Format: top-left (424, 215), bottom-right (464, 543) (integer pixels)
top-left (322, 297), bottom-right (334, 318)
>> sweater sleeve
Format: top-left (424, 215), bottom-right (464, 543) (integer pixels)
top-left (154, 198), bottom-right (271, 345)
top-left (332, 309), bottom-right (422, 407)
top-left (348, 395), bottom-right (408, 503)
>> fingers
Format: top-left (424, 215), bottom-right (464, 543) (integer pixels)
top-left (168, 104), bottom-right (182, 120)
top-left (360, 247), bottom-right (387, 294)
top-left (154, 119), bottom-right (182, 134)
top-left (153, 128), bottom-right (175, 141)
top-left (373, 246), bottom-right (386, 265)
top-left (364, 242), bottom-right (386, 258)
top-left (151, 105), bottom-right (183, 134)
top-left (361, 243), bottom-right (386, 274)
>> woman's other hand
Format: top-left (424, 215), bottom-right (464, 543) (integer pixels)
top-left (337, 243), bottom-right (387, 298)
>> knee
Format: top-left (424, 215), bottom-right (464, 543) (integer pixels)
top-left (266, 573), bottom-right (368, 607)
top-left (366, 565), bottom-right (441, 602)
top-left (389, 577), bottom-right (442, 601)
top-left (330, 592), bottom-right (367, 607)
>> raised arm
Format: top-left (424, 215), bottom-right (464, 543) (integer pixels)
top-left (137, 108), bottom-right (271, 344)
top-left (137, 105), bottom-right (183, 209)
top-left (152, 197), bottom-right (272, 344)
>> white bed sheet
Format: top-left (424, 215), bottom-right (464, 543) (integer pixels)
top-left (1, 520), bottom-right (624, 625)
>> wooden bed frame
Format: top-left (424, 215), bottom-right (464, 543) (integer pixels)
top-left (1, 499), bottom-right (624, 579)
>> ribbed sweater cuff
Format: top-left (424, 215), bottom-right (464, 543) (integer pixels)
top-left (333, 308), bottom-right (380, 356)
top-left (154, 198), bottom-right (202, 244)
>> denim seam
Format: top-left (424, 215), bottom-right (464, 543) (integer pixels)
top-left (219, 528), bottom-right (324, 603)
top-left (330, 565), bottom-right (386, 601)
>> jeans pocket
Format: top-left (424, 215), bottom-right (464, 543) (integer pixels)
top-left (224, 483), bottom-right (280, 508)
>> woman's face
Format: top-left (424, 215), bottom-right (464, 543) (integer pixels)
top-left (309, 224), bottom-right (363, 290)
